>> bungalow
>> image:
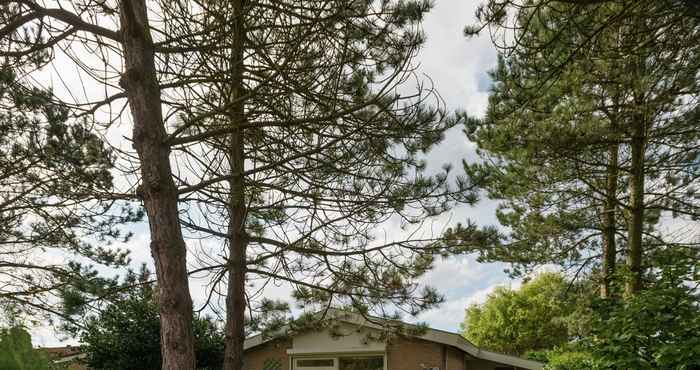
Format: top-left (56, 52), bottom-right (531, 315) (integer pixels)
top-left (243, 310), bottom-right (543, 370)
top-left (42, 310), bottom-right (543, 370)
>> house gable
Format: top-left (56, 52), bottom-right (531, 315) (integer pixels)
top-left (290, 323), bottom-right (386, 355)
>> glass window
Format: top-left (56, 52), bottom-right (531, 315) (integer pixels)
top-left (339, 356), bottom-right (384, 370)
top-left (297, 359), bottom-right (335, 367)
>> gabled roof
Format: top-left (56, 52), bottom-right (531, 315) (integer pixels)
top-left (244, 309), bottom-right (544, 370)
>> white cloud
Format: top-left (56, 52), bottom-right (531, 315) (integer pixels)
top-left (417, 277), bottom-right (523, 332)
top-left (421, 255), bottom-right (491, 291)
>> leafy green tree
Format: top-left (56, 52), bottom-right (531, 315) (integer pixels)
top-left (0, 326), bottom-right (53, 370)
top-left (462, 263), bottom-right (700, 369)
top-left (528, 249), bottom-right (700, 369)
top-left (584, 249), bottom-right (700, 369)
top-left (461, 273), bottom-right (583, 356)
top-left (80, 269), bottom-right (225, 370)
top-left (540, 348), bottom-right (595, 370)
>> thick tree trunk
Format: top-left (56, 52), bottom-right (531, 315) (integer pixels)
top-left (625, 116), bottom-right (645, 296)
top-left (600, 140), bottom-right (619, 299)
top-left (223, 1), bottom-right (247, 370)
top-left (119, 1), bottom-right (196, 369)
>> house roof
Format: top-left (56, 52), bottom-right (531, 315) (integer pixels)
top-left (40, 346), bottom-right (83, 359)
top-left (39, 346), bottom-right (88, 369)
top-left (244, 309), bottom-right (544, 370)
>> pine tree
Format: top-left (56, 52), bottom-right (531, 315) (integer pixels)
top-left (1, 1), bottom-right (196, 368)
top-left (0, 64), bottom-right (139, 324)
top-left (2, 2), bottom-right (479, 370)
top-left (158, 2), bottom-right (477, 369)
top-left (464, 0), bottom-right (700, 86)
top-left (450, 2), bottom-right (700, 297)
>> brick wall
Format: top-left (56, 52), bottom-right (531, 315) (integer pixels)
top-left (446, 345), bottom-right (466, 370)
top-left (243, 335), bottom-right (525, 370)
top-left (386, 336), bottom-right (444, 370)
top-left (244, 338), bottom-right (292, 370)
top-left (385, 336), bottom-right (521, 370)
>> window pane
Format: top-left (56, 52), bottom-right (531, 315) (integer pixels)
top-left (339, 356), bottom-right (384, 370)
top-left (297, 359), bottom-right (335, 367)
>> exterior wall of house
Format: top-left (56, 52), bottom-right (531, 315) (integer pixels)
top-left (244, 338), bottom-right (292, 370)
top-left (242, 330), bottom-right (531, 370)
top-left (384, 336), bottom-right (521, 370)
top-left (446, 345), bottom-right (466, 370)
top-left (386, 336), bottom-right (443, 370)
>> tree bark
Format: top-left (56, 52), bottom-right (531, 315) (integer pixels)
top-left (223, 1), bottom-right (247, 370)
top-left (600, 139), bottom-right (619, 299)
top-left (625, 115), bottom-right (645, 296)
top-left (119, 1), bottom-right (196, 369)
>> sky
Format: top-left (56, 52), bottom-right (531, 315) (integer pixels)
top-left (404, 0), bottom-right (519, 331)
top-left (31, 0), bottom-right (526, 346)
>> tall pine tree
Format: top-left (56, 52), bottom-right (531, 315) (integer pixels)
top-left (451, 1), bottom-right (700, 297)
top-left (158, 2), bottom-right (478, 369)
top-left (1, 1), bottom-right (197, 367)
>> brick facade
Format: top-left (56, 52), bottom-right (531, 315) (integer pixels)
top-left (446, 345), bottom-right (467, 370)
top-left (242, 336), bottom-right (526, 370)
top-left (386, 336), bottom-right (444, 370)
top-left (244, 338), bottom-right (292, 370)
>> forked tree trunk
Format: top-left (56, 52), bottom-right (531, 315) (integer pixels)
top-left (625, 115), bottom-right (645, 296)
top-left (600, 139), bottom-right (619, 299)
top-left (223, 1), bottom-right (248, 370)
top-left (119, 1), bottom-right (196, 369)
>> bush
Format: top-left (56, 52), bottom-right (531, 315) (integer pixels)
top-left (0, 326), bottom-right (55, 370)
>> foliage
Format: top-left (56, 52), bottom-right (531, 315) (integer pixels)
top-left (2, 0), bottom-right (474, 368)
top-left (161, 0), bottom-right (479, 322)
top-left (0, 326), bottom-right (54, 370)
top-left (455, 0), bottom-right (700, 367)
top-left (0, 64), bottom-right (142, 323)
top-left (539, 346), bottom-right (595, 370)
top-left (466, 258), bottom-right (700, 370)
top-left (79, 268), bottom-right (224, 370)
top-left (526, 250), bottom-right (700, 369)
top-left (465, 1), bottom-right (700, 81)
top-left (461, 273), bottom-right (581, 356)
top-left (452, 0), bottom-right (700, 283)
top-left (584, 251), bottom-right (700, 369)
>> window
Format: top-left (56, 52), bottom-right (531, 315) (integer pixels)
top-left (296, 358), bottom-right (336, 370)
top-left (297, 359), bottom-right (335, 367)
top-left (339, 356), bottom-right (384, 370)
top-left (294, 355), bottom-right (385, 370)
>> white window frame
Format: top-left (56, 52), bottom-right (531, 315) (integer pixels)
top-left (292, 354), bottom-right (386, 370)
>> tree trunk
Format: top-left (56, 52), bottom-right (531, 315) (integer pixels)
top-left (625, 116), bottom-right (645, 296)
top-left (223, 1), bottom-right (247, 370)
top-left (600, 140), bottom-right (619, 299)
top-left (119, 1), bottom-right (196, 369)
